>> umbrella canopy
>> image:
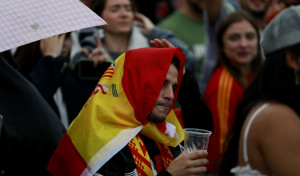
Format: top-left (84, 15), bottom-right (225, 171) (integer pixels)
top-left (0, 0), bottom-right (106, 53)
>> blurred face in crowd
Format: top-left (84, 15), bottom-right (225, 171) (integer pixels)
top-left (147, 64), bottom-right (178, 122)
top-left (239, 0), bottom-right (271, 16)
top-left (222, 20), bottom-right (258, 68)
top-left (186, 0), bottom-right (204, 14)
top-left (101, 0), bottom-right (134, 35)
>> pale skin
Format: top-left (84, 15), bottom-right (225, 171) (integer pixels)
top-left (147, 63), bottom-right (178, 123)
top-left (237, 53), bottom-right (300, 175)
top-left (221, 20), bottom-right (258, 87)
top-left (83, 0), bottom-right (155, 67)
top-left (40, 34), bottom-right (65, 58)
top-left (150, 39), bottom-right (208, 175)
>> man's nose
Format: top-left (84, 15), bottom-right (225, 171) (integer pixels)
top-left (163, 85), bottom-right (174, 100)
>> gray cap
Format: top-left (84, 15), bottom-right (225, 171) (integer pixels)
top-left (261, 5), bottom-right (300, 55)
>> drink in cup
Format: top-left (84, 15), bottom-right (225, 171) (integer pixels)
top-left (183, 128), bottom-right (212, 154)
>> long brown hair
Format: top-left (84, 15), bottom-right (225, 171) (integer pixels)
top-left (217, 10), bottom-right (263, 87)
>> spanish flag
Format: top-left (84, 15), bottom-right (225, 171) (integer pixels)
top-left (47, 47), bottom-right (185, 176)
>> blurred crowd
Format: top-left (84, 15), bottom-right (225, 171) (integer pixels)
top-left (1, 0), bottom-right (300, 175)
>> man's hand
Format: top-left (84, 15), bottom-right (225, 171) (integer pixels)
top-left (166, 150), bottom-right (208, 176)
top-left (150, 38), bottom-right (175, 48)
top-left (82, 33), bottom-right (111, 67)
top-left (40, 34), bottom-right (65, 58)
top-left (150, 39), bottom-right (186, 75)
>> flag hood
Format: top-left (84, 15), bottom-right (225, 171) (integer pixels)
top-left (48, 47), bottom-right (185, 176)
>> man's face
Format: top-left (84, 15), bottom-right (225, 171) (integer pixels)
top-left (239, 0), bottom-right (271, 16)
top-left (147, 64), bottom-right (178, 122)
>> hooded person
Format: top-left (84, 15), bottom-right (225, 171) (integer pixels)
top-left (47, 46), bottom-right (209, 176)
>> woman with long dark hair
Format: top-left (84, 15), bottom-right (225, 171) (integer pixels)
top-left (219, 6), bottom-right (300, 175)
top-left (204, 10), bottom-right (263, 174)
top-left (71, 0), bottom-right (197, 74)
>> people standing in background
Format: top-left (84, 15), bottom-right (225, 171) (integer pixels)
top-left (199, 0), bottom-right (235, 94)
top-left (200, 0), bottom-right (272, 94)
top-left (157, 0), bottom-right (207, 82)
top-left (133, 0), bottom-right (174, 24)
top-left (219, 6), bottom-right (300, 175)
top-left (265, 0), bottom-right (300, 24)
top-left (238, 0), bottom-right (272, 30)
top-left (14, 33), bottom-right (92, 127)
top-left (204, 10), bottom-right (262, 174)
top-left (70, 0), bottom-right (198, 75)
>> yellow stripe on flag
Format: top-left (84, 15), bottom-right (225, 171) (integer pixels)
top-left (217, 68), bottom-right (233, 153)
top-left (68, 54), bottom-right (141, 165)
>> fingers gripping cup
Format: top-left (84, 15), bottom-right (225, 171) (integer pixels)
top-left (183, 128), bottom-right (212, 154)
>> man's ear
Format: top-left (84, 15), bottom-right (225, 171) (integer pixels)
top-left (286, 51), bottom-right (300, 71)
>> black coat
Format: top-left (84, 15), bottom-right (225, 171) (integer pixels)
top-left (0, 52), bottom-right (66, 176)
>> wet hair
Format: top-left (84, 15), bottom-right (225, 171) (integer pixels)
top-left (90, 0), bottom-right (137, 17)
top-left (216, 10), bottom-right (262, 87)
top-left (218, 42), bottom-right (300, 176)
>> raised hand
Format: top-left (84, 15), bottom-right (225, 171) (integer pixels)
top-left (81, 33), bottom-right (111, 67)
top-left (40, 34), bottom-right (65, 58)
top-left (150, 38), bottom-right (175, 48)
top-left (150, 39), bottom-right (186, 74)
top-left (134, 13), bottom-right (155, 37)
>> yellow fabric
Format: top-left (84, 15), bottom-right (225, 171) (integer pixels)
top-left (128, 135), bottom-right (153, 176)
top-left (67, 52), bottom-right (184, 172)
top-left (217, 68), bottom-right (233, 153)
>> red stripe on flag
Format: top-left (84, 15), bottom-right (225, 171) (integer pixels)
top-left (47, 133), bottom-right (87, 176)
top-left (102, 75), bottom-right (112, 78)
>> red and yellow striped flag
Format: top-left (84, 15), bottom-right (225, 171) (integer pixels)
top-left (47, 47), bottom-right (185, 176)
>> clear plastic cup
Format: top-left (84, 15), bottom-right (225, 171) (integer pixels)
top-left (183, 128), bottom-right (212, 154)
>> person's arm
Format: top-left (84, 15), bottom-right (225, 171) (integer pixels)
top-left (203, 0), bottom-right (224, 28)
top-left (29, 35), bottom-right (68, 100)
top-left (177, 70), bottom-right (214, 133)
top-left (255, 103), bottom-right (300, 175)
top-left (199, 0), bottom-right (235, 94)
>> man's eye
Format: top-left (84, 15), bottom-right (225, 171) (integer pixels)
top-left (172, 85), bottom-right (178, 91)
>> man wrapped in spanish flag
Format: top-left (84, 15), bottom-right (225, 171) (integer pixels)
top-left (47, 40), bottom-right (209, 176)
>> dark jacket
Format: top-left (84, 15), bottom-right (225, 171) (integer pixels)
top-left (0, 52), bottom-right (65, 176)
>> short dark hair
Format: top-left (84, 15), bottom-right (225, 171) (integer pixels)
top-left (171, 55), bottom-right (181, 71)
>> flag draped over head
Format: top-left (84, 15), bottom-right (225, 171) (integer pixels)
top-left (47, 47), bottom-right (185, 176)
